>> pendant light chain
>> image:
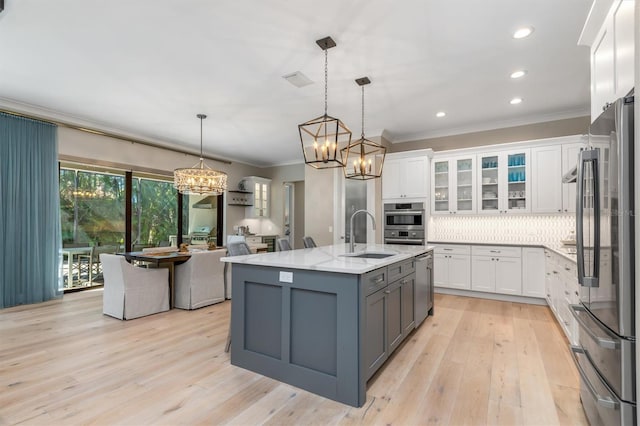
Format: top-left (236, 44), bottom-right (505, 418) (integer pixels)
top-left (361, 85), bottom-right (365, 139)
top-left (324, 48), bottom-right (328, 116)
top-left (199, 115), bottom-right (204, 160)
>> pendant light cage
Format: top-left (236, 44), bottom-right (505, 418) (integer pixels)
top-left (342, 77), bottom-right (386, 180)
top-left (174, 114), bottom-right (228, 195)
top-left (299, 36), bottom-right (352, 169)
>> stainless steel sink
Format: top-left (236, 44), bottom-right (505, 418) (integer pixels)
top-left (350, 253), bottom-right (395, 259)
top-left (340, 251), bottom-right (396, 259)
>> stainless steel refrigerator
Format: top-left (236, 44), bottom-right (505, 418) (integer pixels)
top-left (571, 93), bottom-right (635, 426)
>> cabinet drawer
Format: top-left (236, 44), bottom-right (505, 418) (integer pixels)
top-left (387, 259), bottom-right (415, 282)
top-left (434, 244), bottom-right (470, 256)
top-left (361, 267), bottom-right (388, 296)
top-left (245, 236), bottom-right (262, 245)
top-left (472, 245), bottom-right (521, 258)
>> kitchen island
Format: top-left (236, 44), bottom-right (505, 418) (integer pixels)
top-left (221, 243), bottom-right (434, 407)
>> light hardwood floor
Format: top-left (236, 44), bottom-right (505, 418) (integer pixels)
top-left (1, 290), bottom-right (588, 425)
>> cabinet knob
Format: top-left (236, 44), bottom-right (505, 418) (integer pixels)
top-left (384, 290), bottom-right (391, 294)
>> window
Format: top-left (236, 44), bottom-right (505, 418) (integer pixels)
top-left (131, 175), bottom-right (179, 249)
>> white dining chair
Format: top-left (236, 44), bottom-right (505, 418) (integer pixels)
top-left (101, 254), bottom-right (169, 320)
top-left (174, 249), bottom-right (226, 310)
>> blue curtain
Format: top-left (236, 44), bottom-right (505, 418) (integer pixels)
top-left (0, 113), bottom-right (62, 308)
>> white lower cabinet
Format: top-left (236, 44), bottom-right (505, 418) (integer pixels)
top-left (544, 249), bottom-right (579, 345)
top-left (434, 245), bottom-right (471, 290)
top-left (471, 246), bottom-right (522, 295)
top-left (522, 247), bottom-right (546, 298)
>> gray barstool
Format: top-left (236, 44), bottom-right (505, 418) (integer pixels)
top-left (224, 242), bottom-right (252, 353)
top-left (303, 236), bottom-right (317, 248)
top-left (277, 238), bottom-right (292, 251)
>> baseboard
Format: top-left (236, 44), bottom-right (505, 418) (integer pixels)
top-left (435, 287), bottom-right (547, 306)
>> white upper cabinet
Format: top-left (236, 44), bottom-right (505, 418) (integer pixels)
top-left (477, 149), bottom-right (531, 214)
top-left (581, 0), bottom-right (635, 121)
top-left (431, 155), bottom-right (476, 215)
top-left (382, 155), bottom-right (429, 201)
top-left (241, 176), bottom-right (271, 218)
top-left (531, 145), bottom-right (563, 213)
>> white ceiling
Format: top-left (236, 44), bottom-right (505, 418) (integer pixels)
top-left (0, 0), bottom-right (592, 167)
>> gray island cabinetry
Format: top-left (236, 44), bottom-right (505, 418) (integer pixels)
top-left (222, 244), bottom-right (434, 407)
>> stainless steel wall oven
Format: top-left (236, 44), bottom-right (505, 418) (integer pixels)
top-left (383, 202), bottom-right (425, 245)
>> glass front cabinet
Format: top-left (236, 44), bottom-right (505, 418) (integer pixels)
top-left (431, 156), bottom-right (476, 215)
top-left (477, 149), bottom-right (531, 214)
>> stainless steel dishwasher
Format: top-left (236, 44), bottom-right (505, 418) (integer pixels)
top-left (414, 251), bottom-right (434, 327)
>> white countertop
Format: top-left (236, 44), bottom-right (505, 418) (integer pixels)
top-left (428, 240), bottom-right (577, 263)
top-left (221, 243), bottom-right (435, 274)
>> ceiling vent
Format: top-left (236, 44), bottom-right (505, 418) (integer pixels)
top-left (283, 71), bottom-right (313, 88)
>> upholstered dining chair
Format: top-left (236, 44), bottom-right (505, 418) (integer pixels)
top-left (224, 241), bottom-right (252, 352)
top-left (303, 236), bottom-right (317, 248)
top-left (174, 249), bottom-right (226, 310)
top-left (277, 238), bottom-right (292, 251)
top-left (100, 254), bottom-right (169, 320)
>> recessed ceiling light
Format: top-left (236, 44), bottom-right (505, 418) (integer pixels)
top-left (436, 111), bottom-right (446, 118)
top-left (510, 70), bottom-right (527, 79)
top-left (510, 97), bottom-right (523, 105)
top-left (513, 27), bottom-right (534, 39)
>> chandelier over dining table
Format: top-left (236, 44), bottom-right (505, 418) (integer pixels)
top-left (173, 114), bottom-right (228, 195)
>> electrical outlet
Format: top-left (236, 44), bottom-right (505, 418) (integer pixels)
top-left (329, 226), bottom-right (333, 233)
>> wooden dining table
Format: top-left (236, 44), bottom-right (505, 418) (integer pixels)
top-left (119, 251), bottom-right (192, 308)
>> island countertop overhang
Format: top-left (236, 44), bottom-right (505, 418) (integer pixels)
top-left (221, 243), bottom-right (435, 274)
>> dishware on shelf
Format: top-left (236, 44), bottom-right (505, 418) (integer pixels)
top-left (482, 177), bottom-right (491, 184)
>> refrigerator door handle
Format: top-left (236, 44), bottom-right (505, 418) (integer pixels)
top-left (569, 305), bottom-right (620, 350)
top-left (570, 346), bottom-right (620, 410)
top-left (576, 149), bottom-right (600, 288)
top-left (576, 150), bottom-right (585, 284)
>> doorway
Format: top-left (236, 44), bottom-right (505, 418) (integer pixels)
top-left (284, 181), bottom-right (305, 249)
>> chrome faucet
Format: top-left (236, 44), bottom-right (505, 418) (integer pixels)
top-left (349, 209), bottom-right (376, 253)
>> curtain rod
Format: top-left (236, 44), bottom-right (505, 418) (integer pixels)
top-left (0, 108), bottom-right (233, 165)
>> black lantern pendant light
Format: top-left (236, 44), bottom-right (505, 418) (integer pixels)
top-left (298, 36), bottom-right (352, 169)
top-left (342, 77), bottom-right (386, 180)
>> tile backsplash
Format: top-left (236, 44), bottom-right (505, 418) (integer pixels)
top-left (428, 214), bottom-right (575, 248)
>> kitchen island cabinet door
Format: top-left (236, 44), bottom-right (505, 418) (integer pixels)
top-left (400, 274), bottom-right (415, 336)
top-left (365, 288), bottom-right (388, 380)
top-left (386, 280), bottom-right (403, 354)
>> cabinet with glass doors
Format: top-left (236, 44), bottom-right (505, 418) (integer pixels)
top-left (477, 149), bottom-right (530, 214)
top-left (431, 156), bottom-right (476, 215)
